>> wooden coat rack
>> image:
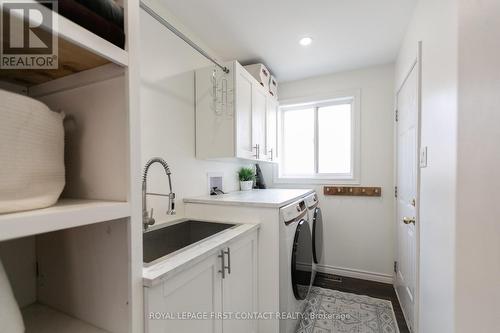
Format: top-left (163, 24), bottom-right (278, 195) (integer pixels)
top-left (323, 186), bottom-right (382, 197)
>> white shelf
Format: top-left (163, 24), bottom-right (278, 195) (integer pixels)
top-left (0, 199), bottom-right (130, 242)
top-left (23, 303), bottom-right (110, 333)
top-left (20, 0), bottom-right (128, 66)
top-left (0, 0), bottom-right (128, 87)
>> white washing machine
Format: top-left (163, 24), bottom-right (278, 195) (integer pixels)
top-left (305, 193), bottom-right (323, 283)
top-left (279, 198), bottom-right (314, 333)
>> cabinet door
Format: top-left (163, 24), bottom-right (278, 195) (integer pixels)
top-left (195, 64), bottom-right (236, 159)
top-left (145, 253), bottom-right (223, 333)
top-left (266, 96), bottom-right (278, 161)
top-left (223, 231), bottom-right (258, 333)
top-left (235, 66), bottom-right (256, 159)
top-left (252, 86), bottom-right (267, 160)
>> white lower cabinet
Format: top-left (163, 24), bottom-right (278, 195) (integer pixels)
top-left (144, 230), bottom-right (258, 333)
top-left (222, 232), bottom-right (258, 333)
top-left (145, 252), bottom-right (223, 333)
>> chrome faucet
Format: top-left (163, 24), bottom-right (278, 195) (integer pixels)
top-left (142, 157), bottom-right (176, 231)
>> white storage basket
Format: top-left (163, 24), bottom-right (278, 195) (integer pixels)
top-left (244, 63), bottom-right (270, 89)
top-left (269, 75), bottom-right (278, 98)
top-left (0, 89), bottom-right (65, 214)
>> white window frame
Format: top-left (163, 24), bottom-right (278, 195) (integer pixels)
top-left (274, 89), bottom-right (361, 184)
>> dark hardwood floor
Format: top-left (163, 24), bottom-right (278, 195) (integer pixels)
top-left (313, 272), bottom-right (410, 333)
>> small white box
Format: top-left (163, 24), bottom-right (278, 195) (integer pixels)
top-left (244, 63), bottom-right (270, 89)
top-left (269, 75), bottom-right (278, 98)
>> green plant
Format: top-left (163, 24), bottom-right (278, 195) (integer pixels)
top-left (238, 167), bottom-right (255, 182)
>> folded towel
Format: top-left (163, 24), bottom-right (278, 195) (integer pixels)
top-left (0, 259), bottom-right (25, 333)
top-left (74, 0), bottom-right (124, 28)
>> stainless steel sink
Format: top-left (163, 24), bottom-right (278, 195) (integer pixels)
top-left (143, 219), bottom-right (236, 266)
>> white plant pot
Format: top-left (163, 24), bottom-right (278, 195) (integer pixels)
top-left (240, 180), bottom-right (253, 191)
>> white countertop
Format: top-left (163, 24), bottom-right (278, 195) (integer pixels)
top-left (143, 222), bottom-right (259, 287)
top-left (183, 188), bottom-right (315, 208)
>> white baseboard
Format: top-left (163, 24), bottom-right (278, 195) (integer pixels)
top-left (316, 264), bottom-right (394, 284)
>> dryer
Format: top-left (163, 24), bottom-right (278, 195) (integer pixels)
top-left (279, 199), bottom-right (313, 333)
top-left (305, 193), bottom-right (323, 282)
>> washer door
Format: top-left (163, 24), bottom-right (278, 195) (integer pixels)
top-left (312, 207), bottom-right (323, 264)
top-left (291, 219), bottom-right (313, 300)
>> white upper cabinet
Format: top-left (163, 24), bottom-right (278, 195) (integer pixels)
top-left (235, 64), bottom-right (256, 159)
top-left (195, 61), bottom-right (278, 163)
top-left (266, 96), bottom-right (278, 162)
top-left (251, 85), bottom-right (268, 160)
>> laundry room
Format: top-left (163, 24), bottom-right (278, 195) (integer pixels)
top-left (0, 1), bottom-right (499, 333)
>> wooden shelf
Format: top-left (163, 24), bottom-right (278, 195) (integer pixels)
top-left (23, 303), bottom-right (110, 333)
top-left (0, 199), bottom-right (130, 242)
top-left (0, 0), bottom-right (128, 87)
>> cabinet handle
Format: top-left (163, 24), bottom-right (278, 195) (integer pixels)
top-left (218, 249), bottom-right (226, 279)
top-left (403, 216), bottom-right (416, 225)
top-left (268, 148), bottom-right (273, 161)
top-left (224, 248), bottom-right (231, 275)
top-left (253, 144), bottom-right (260, 159)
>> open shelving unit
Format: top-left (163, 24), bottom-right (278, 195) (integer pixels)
top-left (0, 199), bottom-right (130, 242)
top-left (0, 214), bottom-right (133, 333)
top-left (0, 0), bottom-right (143, 331)
top-left (23, 303), bottom-right (111, 333)
top-left (0, 0), bottom-right (128, 87)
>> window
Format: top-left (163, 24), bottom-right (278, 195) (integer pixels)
top-left (277, 92), bottom-right (360, 183)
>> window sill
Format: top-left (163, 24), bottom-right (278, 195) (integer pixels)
top-left (273, 177), bottom-right (360, 185)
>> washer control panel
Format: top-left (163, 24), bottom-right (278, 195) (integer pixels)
top-left (281, 200), bottom-right (306, 224)
top-left (304, 192), bottom-right (319, 209)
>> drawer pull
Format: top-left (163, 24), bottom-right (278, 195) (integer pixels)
top-left (218, 249), bottom-right (226, 279)
top-left (225, 248), bottom-right (231, 275)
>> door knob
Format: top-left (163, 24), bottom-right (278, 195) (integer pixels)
top-left (403, 216), bottom-right (416, 225)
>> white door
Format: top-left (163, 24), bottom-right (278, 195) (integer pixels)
top-left (395, 62), bottom-right (419, 331)
top-left (236, 65), bottom-right (256, 159)
top-left (252, 85), bottom-right (267, 160)
top-left (222, 232), bottom-right (258, 333)
top-left (145, 252), bottom-right (223, 333)
top-left (266, 96), bottom-right (278, 161)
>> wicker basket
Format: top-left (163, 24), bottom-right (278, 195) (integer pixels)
top-left (0, 89), bottom-right (65, 213)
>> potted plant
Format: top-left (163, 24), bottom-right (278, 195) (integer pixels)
top-left (238, 167), bottom-right (255, 191)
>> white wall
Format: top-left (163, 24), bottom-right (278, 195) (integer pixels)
top-left (262, 64), bottom-right (395, 282)
top-left (139, 8), bottom-right (250, 224)
top-left (395, 0), bottom-right (458, 332)
top-left (455, 1), bottom-right (500, 332)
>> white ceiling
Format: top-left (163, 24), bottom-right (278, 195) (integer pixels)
top-left (158, 0), bottom-right (417, 82)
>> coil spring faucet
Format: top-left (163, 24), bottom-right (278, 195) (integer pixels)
top-left (142, 157), bottom-right (176, 230)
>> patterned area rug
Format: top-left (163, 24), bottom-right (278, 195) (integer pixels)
top-left (296, 286), bottom-right (400, 333)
